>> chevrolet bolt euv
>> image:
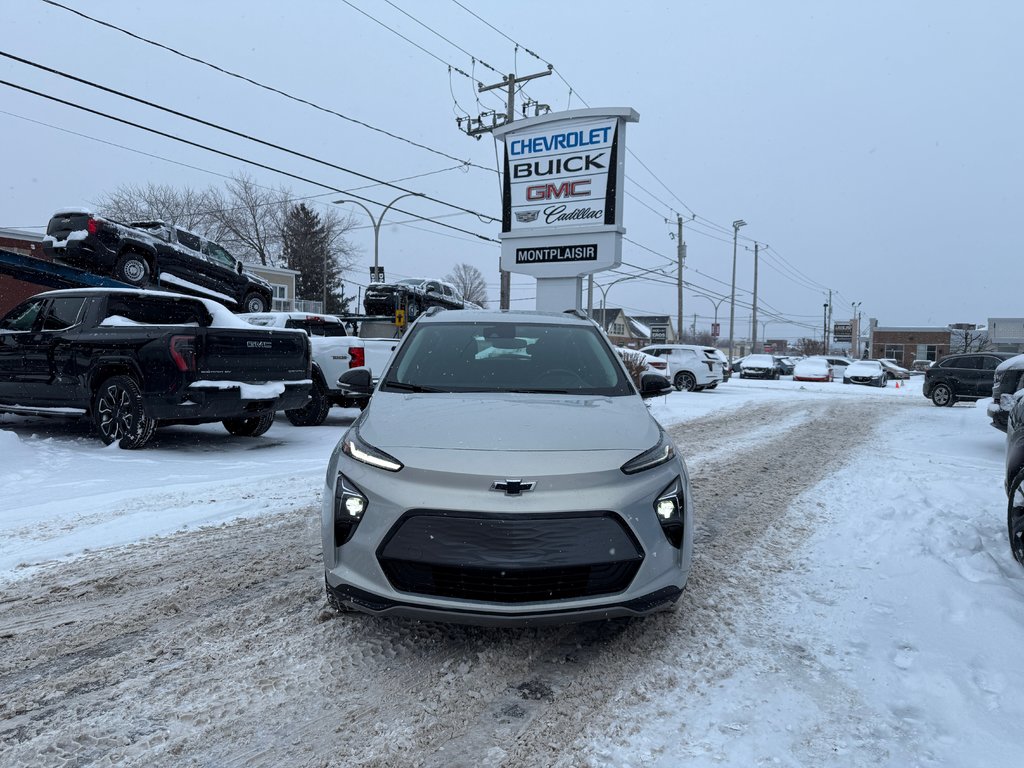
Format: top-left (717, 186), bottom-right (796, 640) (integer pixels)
top-left (322, 309), bottom-right (693, 625)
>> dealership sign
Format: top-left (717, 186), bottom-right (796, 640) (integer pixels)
top-left (493, 108), bottom-right (638, 282)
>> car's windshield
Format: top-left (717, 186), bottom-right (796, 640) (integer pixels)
top-left (381, 320), bottom-right (634, 395)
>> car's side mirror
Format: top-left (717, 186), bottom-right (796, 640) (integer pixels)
top-left (639, 372), bottom-right (673, 399)
top-left (236, 261), bottom-right (244, 274)
top-left (338, 367), bottom-right (373, 397)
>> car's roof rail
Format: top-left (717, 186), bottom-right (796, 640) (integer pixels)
top-left (424, 305), bottom-right (445, 317)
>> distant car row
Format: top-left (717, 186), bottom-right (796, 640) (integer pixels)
top-left (732, 354), bottom-right (911, 387)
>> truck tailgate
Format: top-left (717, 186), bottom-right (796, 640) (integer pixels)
top-left (200, 329), bottom-right (309, 382)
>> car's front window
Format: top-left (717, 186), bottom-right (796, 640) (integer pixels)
top-left (382, 320), bottom-right (634, 396)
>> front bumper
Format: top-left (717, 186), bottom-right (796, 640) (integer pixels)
top-left (326, 580), bottom-right (682, 626)
top-left (322, 447), bottom-right (693, 626)
top-left (989, 399), bottom-right (1009, 432)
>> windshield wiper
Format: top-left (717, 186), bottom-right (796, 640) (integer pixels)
top-left (382, 380), bottom-right (446, 393)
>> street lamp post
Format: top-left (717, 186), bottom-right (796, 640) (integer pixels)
top-left (851, 301), bottom-right (863, 358)
top-left (332, 192), bottom-right (423, 287)
top-left (694, 293), bottom-right (728, 339)
top-left (727, 219), bottom-right (746, 363)
top-left (595, 269), bottom-right (668, 341)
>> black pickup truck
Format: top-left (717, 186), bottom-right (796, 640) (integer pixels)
top-left (0, 288), bottom-right (312, 448)
top-left (41, 209), bottom-right (273, 313)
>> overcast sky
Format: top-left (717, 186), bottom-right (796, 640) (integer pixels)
top-left (3, 1), bottom-right (1020, 341)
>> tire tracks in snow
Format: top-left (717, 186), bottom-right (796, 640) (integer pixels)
top-left (0, 398), bottom-right (891, 767)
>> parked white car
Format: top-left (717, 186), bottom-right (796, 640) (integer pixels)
top-left (639, 344), bottom-right (724, 391)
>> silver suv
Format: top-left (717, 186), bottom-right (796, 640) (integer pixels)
top-left (639, 344), bottom-right (725, 391)
top-left (324, 310), bottom-right (693, 625)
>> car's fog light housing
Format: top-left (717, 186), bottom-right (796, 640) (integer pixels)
top-left (334, 474), bottom-right (367, 546)
top-left (656, 497), bottom-right (678, 520)
top-left (655, 477), bottom-right (685, 548)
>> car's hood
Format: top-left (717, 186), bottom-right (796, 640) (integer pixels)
top-left (360, 392), bottom-right (661, 452)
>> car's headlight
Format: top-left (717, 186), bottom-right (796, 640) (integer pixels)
top-left (341, 425), bottom-right (403, 472)
top-left (333, 474), bottom-right (367, 546)
top-left (621, 428), bottom-right (675, 475)
top-left (654, 476), bottom-right (685, 548)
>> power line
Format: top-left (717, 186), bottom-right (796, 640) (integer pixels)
top-left (0, 51), bottom-right (499, 226)
top-left (0, 77), bottom-right (500, 244)
top-left (37, 0), bottom-right (495, 175)
top-left (381, 0), bottom-right (501, 76)
top-left (338, 0), bottom-right (477, 81)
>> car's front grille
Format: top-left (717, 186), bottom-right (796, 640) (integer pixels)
top-left (378, 510), bottom-right (643, 603)
top-left (381, 561), bottom-right (640, 602)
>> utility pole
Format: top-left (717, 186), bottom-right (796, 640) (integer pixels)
top-left (457, 66), bottom-right (553, 310)
top-left (675, 215), bottom-right (686, 340)
top-left (823, 302), bottom-right (829, 355)
top-left (826, 289), bottom-right (833, 355)
top-left (751, 242), bottom-right (760, 353)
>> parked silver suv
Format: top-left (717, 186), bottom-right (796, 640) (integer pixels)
top-left (323, 310), bottom-right (693, 625)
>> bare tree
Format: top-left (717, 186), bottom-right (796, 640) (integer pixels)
top-left (949, 326), bottom-right (991, 353)
top-left (445, 263), bottom-right (489, 307)
top-left (794, 337), bottom-right (825, 356)
top-left (207, 173), bottom-right (292, 266)
top-left (94, 182), bottom-right (220, 232)
top-left (618, 349), bottom-right (650, 388)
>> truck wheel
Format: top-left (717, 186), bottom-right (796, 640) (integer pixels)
top-left (242, 292), bottom-right (269, 313)
top-left (92, 376), bottom-right (156, 449)
top-left (285, 377), bottom-right (331, 426)
top-left (407, 300), bottom-right (420, 318)
top-left (114, 252), bottom-right (150, 287)
top-left (222, 413), bottom-right (275, 437)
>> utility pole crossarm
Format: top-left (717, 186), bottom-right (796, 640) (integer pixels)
top-left (460, 66), bottom-right (553, 138)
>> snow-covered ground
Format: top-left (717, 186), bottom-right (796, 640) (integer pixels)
top-left (1, 375), bottom-right (1022, 766)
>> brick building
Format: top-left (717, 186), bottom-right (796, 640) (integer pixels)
top-left (868, 322), bottom-right (950, 368)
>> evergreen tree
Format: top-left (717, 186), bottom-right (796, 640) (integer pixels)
top-left (283, 203), bottom-right (351, 314)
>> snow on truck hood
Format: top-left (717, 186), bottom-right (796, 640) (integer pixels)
top-left (361, 392), bottom-right (662, 452)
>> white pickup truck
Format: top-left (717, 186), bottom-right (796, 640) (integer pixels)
top-left (240, 312), bottom-right (398, 425)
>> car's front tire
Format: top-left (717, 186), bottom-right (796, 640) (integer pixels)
top-left (931, 383), bottom-right (954, 407)
top-left (1008, 468), bottom-right (1024, 567)
top-left (92, 376), bottom-right (156, 449)
top-left (674, 371), bottom-right (697, 391)
top-left (222, 413), bottom-right (275, 437)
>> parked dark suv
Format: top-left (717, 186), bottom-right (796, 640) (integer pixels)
top-left (42, 210), bottom-right (272, 312)
top-left (987, 354), bottom-right (1024, 431)
top-left (922, 352), bottom-right (1015, 407)
top-left (1005, 392), bottom-right (1024, 566)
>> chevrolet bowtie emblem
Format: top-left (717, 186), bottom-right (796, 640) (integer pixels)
top-left (491, 479), bottom-right (536, 496)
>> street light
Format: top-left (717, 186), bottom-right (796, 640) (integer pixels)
top-left (852, 301), bottom-right (863, 358)
top-left (693, 293), bottom-right (728, 338)
top-left (727, 219), bottom-right (746, 363)
top-left (332, 192), bottom-right (423, 286)
top-left (594, 268), bottom-right (668, 339)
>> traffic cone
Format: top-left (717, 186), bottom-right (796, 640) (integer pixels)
top-left (895, 380), bottom-right (900, 389)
